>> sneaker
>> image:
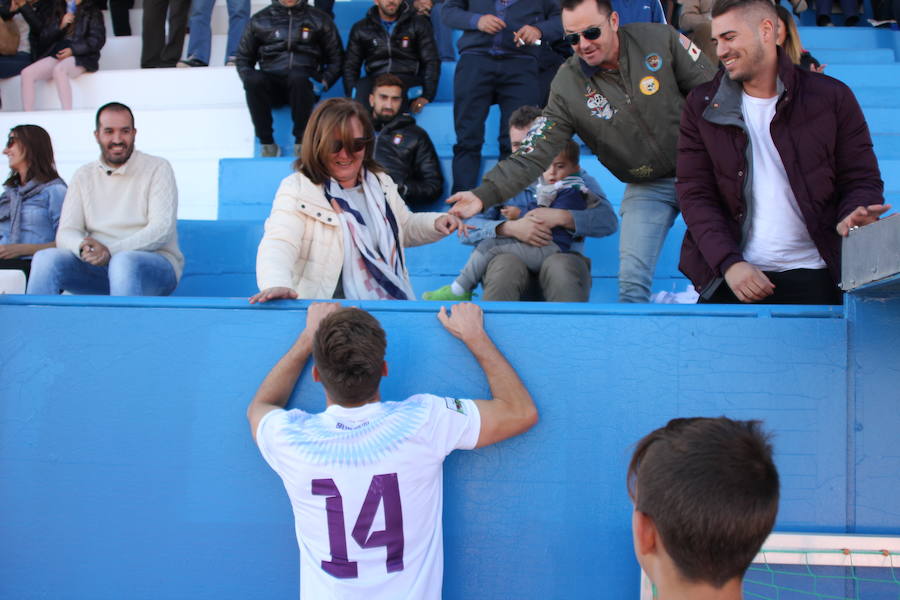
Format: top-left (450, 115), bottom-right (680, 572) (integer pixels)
top-left (176, 57), bottom-right (208, 68)
top-left (260, 143), bottom-right (281, 157)
top-left (421, 284), bottom-right (472, 301)
top-left (844, 15), bottom-right (860, 26)
top-left (816, 14), bottom-right (834, 26)
top-left (294, 143), bottom-right (302, 157)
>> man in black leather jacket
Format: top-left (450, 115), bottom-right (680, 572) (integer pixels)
top-left (235, 0), bottom-right (343, 157)
top-left (371, 74), bottom-right (444, 208)
top-left (344, 0), bottom-right (440, 113)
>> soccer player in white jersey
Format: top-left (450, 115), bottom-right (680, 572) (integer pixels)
top-left (247, 302), bottom-right (537, 599)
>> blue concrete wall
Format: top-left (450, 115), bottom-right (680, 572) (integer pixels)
top-left (4, 297), bottom-right (895, 599)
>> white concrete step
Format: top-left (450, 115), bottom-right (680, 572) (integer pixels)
top-left (99, 33), bottom-right (233, 70)
top-left (0, 66), bottom-right (245, 111)
top-left (0, 106), bottom-right (254, 219)
top-left (103, 2), bottom-right (269, 37)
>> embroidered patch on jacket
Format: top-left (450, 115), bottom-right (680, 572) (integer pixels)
top-left (392, 133), bottom-right (404, 145)
top-left (301, 27), bottom-right (311, 41)
top-left (585, 85), bottom-right (616, 120)
top-left (639, 76), bottom-right (660, 95)
top-left (644, 53), bottom-right (662, 71)
top-left (445, 397), bottom-right (467, 415)
top-left (401, 36), bottom-right (410, 48)
top-left (629, 165), bottom-right (654, 178)
top-left (517, 116), bottom-right (555, 155)
top-left (679, 33), bottom-right (701, 61)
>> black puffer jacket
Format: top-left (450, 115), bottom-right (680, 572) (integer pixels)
top-left (20, 0), bottom-right (105, 71)
top-left (235, 0), bottom-right (343, 88)
top-left (374, 114), bottom-right (443, 206)
top-left (343, 3), bottom-right (439, 100)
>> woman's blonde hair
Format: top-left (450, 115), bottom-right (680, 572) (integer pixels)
top-left (295, 97), bottom-right (382, 185)
top-left (776, 5), bottom-right (803, 65)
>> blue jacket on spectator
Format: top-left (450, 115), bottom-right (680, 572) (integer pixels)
top-left (463, 169), bottom-right (617, 254)
top-left (0, 178), bottom-right (66, 253)
top-left (442, 0), bottom-right (563, 58)
top-left (613, 0), bottom-right (666, 24)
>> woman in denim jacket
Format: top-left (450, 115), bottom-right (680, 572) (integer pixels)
top-left (0, 124), bottom-right (67, 279)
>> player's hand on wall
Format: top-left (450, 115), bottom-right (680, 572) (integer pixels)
top-left (437, 303), bottom-right (486, 345)
top-left (724, 261), bottom-right (775, 303)
top-left (299, 302), bottom-right (342, 344)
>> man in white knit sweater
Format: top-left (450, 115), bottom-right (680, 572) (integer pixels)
top-left (27, 103), bottom-right (184, 296)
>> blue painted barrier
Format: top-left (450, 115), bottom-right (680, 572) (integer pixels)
top-left (7, 294), bottom-right (898, 600)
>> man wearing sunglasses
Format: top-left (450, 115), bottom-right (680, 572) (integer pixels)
top-left (448, 0), bottom-right (714, 303)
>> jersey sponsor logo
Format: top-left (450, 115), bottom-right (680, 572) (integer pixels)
top-left (644, 53), bottom-right (662, 72)
top-left (445, 397), bottom-right (467, 415)
top-left (392, 133), bottom-right (404, 145)
top-left (585, 85), bottom-right (616, 120)
top-left (639, 76), bottom-right (660, 95)
top-left (301, 26), bottom-right (311, 41)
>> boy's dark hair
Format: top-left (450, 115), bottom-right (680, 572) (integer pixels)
top-left (95, 102), bottom-right (135, 130)
top-left (508, 106), bottom-right (544, 130)
top-left (627, 417), bottom-right (779, 588)
top-left (560, 139), bottom-right (580, 167)
top-left (373, 73), bottom-right (406, 93)
top-left (560, 0), bottom-right (613, 16)
top-left (711, 0), bottom-right (777, 19)
top-left (312, 308), bottom-right (387, 406)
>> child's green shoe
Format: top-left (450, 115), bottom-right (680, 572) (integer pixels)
top-left (422, 285), bottom-right (472, 301)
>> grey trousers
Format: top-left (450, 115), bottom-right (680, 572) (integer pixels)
top-left (462, 242), bottom-right (592, 302)
top-left (456, 238), bottom-right (561, 292)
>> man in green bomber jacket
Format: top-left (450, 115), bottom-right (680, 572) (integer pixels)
top-left (448, 0), bottom-right (714, 303)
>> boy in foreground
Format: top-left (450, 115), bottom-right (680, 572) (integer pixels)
top-left (628, 417), bottom-right (780, 599)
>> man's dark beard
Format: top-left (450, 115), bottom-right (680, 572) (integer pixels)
top-left (372, 111), bottom-right (396, 126)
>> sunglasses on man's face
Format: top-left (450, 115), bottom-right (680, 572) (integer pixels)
top-left (563, 26), bottom-right (602, 46)
top-left (330, 137), bottom-right (370, 154)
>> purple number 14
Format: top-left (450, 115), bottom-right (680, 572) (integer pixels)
top-left (311, 473), bottom-right (404, 579)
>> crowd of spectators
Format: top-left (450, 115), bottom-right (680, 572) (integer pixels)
top-left (0, 0), bottom-right (890, 306)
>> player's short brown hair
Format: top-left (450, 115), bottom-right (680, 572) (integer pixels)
top-left (313, 308), bottom-right (387, 406)
top-left (627, 417), bottom-right (779, 588)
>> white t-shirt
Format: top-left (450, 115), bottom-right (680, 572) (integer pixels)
top-left (256, 394), bottom-right (481, 600)
top-left (740, 92), bottom-right (826, 272)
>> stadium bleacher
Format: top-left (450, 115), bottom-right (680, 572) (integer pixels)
top-left (1, 3), bottom-right (900, 599)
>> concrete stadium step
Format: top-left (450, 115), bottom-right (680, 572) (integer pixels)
top-left (0, 107), bottom-right (254, 219)
top-left (863, 108), bottom-right (900, 134)
top-left (810, 48), bottom-right (897, 64)
top-left (101, 0), bottom-right (370, 37)
top-left (853, 86), bottom-right (900, 107)
top-left (100, 34), bottom-right (232, 70)
top-left (826, 64), bottom-right (900, 85)
top-left (0, 66), bottom-right (245, 111)
top-left (799, 26), bottom-right (900, 51)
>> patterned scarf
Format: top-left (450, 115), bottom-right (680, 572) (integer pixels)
top-left (323, 170), bottom-right (414, 300)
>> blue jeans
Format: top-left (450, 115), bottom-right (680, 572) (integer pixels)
top-left (184, 0), bottom-right (250, 64)
top-left (618, 178), bottom-right (679, 303)
top-left (26, 248), bottom-right (178, 296)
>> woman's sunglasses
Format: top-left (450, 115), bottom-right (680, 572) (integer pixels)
top-left (330, 137), bottom-right (371, 154)
top-left (6, 136), bottom-right (17, 148)
top-left (563, 26), bottom-right (602, 46)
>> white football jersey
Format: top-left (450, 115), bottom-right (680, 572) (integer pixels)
top-left (256, 394), bottom-right (481, 599)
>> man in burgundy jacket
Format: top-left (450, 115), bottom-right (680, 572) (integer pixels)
top-left (676, 0), bottom-right (889, 304)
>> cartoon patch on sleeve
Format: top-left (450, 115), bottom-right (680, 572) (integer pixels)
top-left (644, 53), bottom-right (662, 71)
top-left (516, 116), bottom-right (556, 155)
